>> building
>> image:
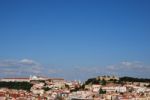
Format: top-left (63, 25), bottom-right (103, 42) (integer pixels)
top-left (96, 76), bottom-right (119, 81)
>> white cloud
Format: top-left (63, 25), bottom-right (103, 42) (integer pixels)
top-left (107, 61), bottom-right (148, 70)
top-left (0, 60), bottom-right (18, 67)
top-left (121, 61), bottom-right (132, 66)
top-left (19, 59), bottom-right (36, 65)
top-left (62, 61), bottom-right (150, 80)
top-left (0, 59), bottom-right (44, 77)
top-left (106, 61), bottom-right (150, 78)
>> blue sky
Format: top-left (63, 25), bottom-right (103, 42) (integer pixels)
top-left (0, 0), bottom-right (150, 80)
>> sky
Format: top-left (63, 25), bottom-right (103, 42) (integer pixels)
top-left (0, 0), bottom-right (150, 80)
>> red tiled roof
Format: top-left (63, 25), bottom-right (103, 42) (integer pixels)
top-left (0, 93), bottom-right (5, 97)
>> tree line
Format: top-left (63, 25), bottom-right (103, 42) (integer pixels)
top-left (0, 82), bottom-right (33, 91)
top-left (120, 77), bottom-right (150, 82)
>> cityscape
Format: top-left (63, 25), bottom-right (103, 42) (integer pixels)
top-left (0, 0), bottom-right (150, 100)
top-left (0, 75), bottom-right (150, 99)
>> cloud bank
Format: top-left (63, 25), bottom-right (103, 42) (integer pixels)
top-left (0, 59), bottom-right (43, 77)
top-left (0, 59), bottom-right (149, 80)
top-left (106, 61), bottom-right (150, 78)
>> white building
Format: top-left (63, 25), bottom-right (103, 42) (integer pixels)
top-left (31, 89), bottom-right (44, 96)
top-left (29, 75), bottom-right (47, 81)
top-left (92, 84), bottom-right (101, 93)
top-left (102, 85), bottom-right (126, 93)
top-left (32, 83), bottom-right (45, 89)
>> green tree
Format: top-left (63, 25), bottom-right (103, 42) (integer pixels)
top-left (101, 79), bottom-right (106, 85)
top-left (0, 82), bottom-right (33, 91)
top-left (99, 88), bottom-right (106, 94)
top-left (42, 87), bottom-right (51, 91)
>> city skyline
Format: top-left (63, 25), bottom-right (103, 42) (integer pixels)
top-left (0, 0), bottom-right (150, 80)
